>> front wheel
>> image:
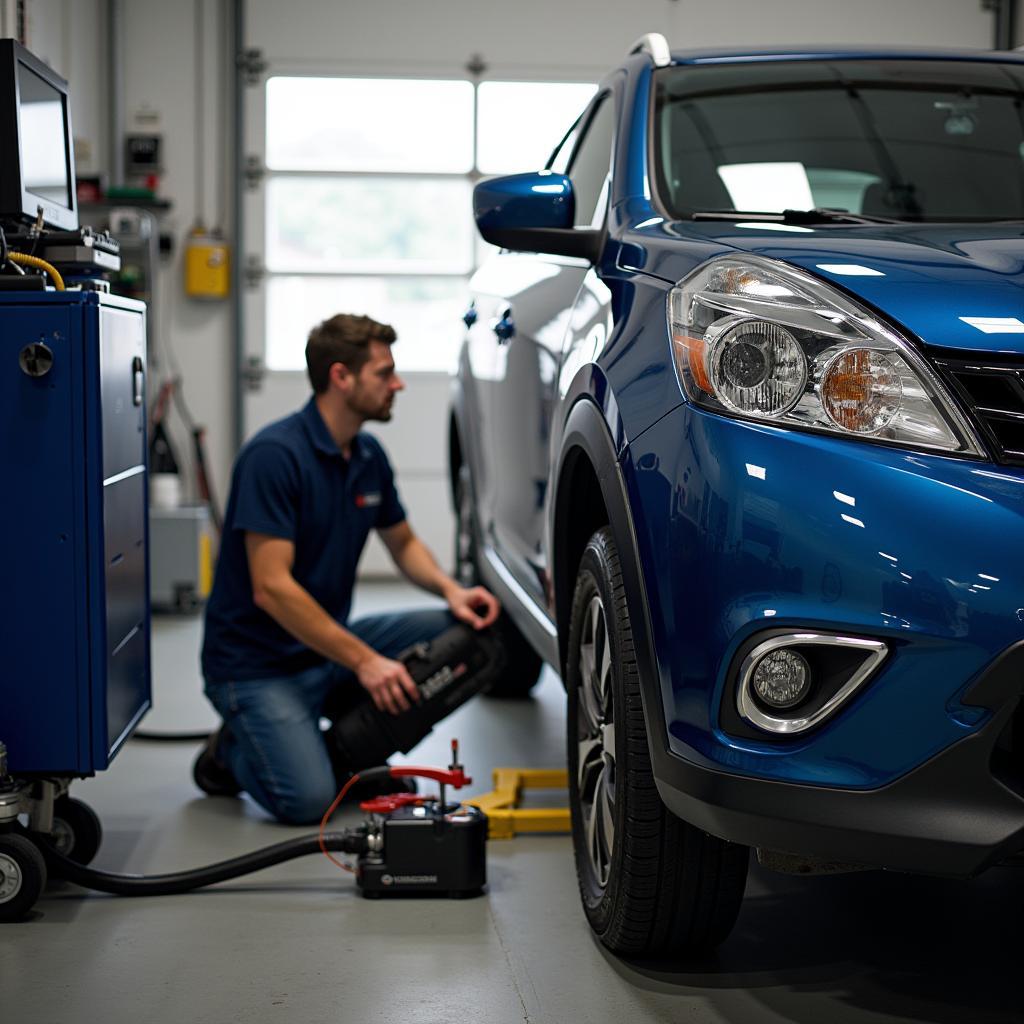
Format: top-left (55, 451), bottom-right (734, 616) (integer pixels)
top-left (567, 526), bottom-right (748, 957)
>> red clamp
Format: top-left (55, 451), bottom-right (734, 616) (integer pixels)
top-left (389, 766), bottom-right (472, 788)
top-left (359, 792), bottom-right (426, 814)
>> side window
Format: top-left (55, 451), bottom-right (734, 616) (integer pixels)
top-left (567, 97), bottom-right (615, 227)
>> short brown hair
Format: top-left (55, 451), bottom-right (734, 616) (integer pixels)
top-left (305, 313), bottom-right (397, 394)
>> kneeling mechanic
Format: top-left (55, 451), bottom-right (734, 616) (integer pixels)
top-left (195, 313), bottom-right (500, 823)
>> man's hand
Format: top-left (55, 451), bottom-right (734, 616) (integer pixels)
top-left (379, 523), bottom-right (501, 630)
top-left (355, 652), bottom-right (420, 715)
top-left (446, 584), bottom-right (500, 630)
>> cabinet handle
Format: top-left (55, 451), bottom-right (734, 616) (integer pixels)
top-left (132, 356), bottom-right (144, 407)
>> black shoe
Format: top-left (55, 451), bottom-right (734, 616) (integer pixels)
top-left (341, 772), bottom-right (417, 803)
top-left (192, 727), bottom-right (241, 797)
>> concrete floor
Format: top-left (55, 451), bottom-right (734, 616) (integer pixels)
top-left (4, 584), bottom-right (1024, 1023)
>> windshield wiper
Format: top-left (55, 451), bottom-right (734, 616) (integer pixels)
top-left (690, 207), bottom-right (907, 225)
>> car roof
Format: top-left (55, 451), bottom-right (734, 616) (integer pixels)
top-left (663, 45), bottom-right (1024, 67)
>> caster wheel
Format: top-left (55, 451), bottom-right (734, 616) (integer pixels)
top-left (48, 797), bottom-right (103, 866)
top-left (0, 832), bottom-right (47, 922)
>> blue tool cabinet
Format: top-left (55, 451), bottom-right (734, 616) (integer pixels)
top-left (0, 291), bottom-right (150, 775)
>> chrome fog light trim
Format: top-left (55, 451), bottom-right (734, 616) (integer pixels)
top-left (737, 633), bottom-right (888, 735)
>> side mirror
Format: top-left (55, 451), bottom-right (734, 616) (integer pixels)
top-left (473, 171), bottom-right (602, 263)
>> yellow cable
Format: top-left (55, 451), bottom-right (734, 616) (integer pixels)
top-left (7, 252), bottom-right (65, 291)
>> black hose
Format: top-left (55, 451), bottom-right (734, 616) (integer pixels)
top-left (40, 830), bottom-right (367, 897)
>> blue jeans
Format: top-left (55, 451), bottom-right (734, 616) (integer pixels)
top-left (203, 609), bottom-right (454, 824)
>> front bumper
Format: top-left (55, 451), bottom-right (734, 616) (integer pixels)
top-left (624, 403), bottom-right (1024, 874)
top-left (655, 644), bottom-right (1024, 876)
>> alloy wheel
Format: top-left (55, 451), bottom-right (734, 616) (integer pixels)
top-left (576, 593), bottom-right (616, 890)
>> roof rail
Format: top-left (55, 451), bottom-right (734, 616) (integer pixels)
top-left (628, 33), bottom-right (671, 68)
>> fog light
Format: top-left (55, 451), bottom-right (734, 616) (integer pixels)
top-left (751, 649), bottom-right (811, 709)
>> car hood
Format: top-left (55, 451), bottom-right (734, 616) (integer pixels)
top-left (638, 221), bottom-right (1024, 355)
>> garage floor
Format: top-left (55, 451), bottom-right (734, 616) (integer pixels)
top-left (4, 583), bottom-right (1024, 1024)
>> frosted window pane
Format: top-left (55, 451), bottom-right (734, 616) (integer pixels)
top-left (266, 177), bottom-right (474, 273)
top-left (266, 77), bottom-right (474, 172)
top-left (266, 276), bottom-right (467, 373)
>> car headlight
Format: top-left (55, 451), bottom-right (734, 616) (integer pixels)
top-left (667, 255), bottom-right (984, 456)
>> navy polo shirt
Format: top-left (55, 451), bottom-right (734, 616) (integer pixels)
top-left (201, 398), bottom-right (405, 683)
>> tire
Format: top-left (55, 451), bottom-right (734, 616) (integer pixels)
top-left (0, 831), bottom-right (47, 923)
top-left (567, 526), bottom-right (748, 957)
top-left (487, 614), bottom-right (544, 699)
top-left (453, 461), bottom-right (543, 698)
top-left (46, 797), bottom-right (103, 866)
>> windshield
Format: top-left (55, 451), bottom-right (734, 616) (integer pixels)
top-left (653, 59), bottom-right (1024, 222)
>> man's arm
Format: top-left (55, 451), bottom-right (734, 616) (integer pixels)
top-left (245, 532), bottom-right (419, 714)
top-left (378, 520), bottom-right (500, 629)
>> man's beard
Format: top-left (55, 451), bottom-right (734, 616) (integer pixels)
top-left (350, 390), bottom-right (393, 422)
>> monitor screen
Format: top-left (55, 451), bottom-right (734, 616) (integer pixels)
top-left (17, 60), bottom-right (70, 210)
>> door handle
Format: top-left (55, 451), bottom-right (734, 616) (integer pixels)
top-left (462, 304), bottom-right (478, 328)
top-left (493, 311), bottom-right (515, 344)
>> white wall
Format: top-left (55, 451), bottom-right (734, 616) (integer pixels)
top-left (6, 0), bottom-right (1012, 579)
top-left (118, 0), bottom-right (236, 519)
top-left (17, 0), bottom-right (107, 176)
top-left (247, 0), bottom-right (994, 68)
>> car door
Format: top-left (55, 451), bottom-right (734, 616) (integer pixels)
top-left (467, 94), bottom-right (617, 610)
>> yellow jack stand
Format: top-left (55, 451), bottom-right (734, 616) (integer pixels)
top-left (466, 768), bottom-right (570, 839)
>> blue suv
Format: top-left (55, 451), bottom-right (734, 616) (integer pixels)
top-left (450, 36), bottom-right (1024, 956)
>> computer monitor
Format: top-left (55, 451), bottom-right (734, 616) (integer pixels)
top-left (0, 39), bottom-right (78, 232)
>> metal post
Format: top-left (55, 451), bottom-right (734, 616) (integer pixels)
top-left (108, 0), bottom-right (123, 188)
top-left (983, 0), bottom-right (1017, 49)
top-left (231, 0), bottom-right (245, 454)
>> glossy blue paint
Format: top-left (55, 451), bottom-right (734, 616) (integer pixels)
top-left (611, 61), bottom-right (654, 208)
top-left (473, 171), bottom-right (574, 237)
top-left (623, 403), bottom-right (1024, 787)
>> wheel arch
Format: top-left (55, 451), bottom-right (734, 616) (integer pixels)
top-left (552, 396), bottom-right (675, 801)
top-left (552, 402), bottom-right (653, 673)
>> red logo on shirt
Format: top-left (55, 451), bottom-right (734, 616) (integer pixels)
top-left (355, 492), bottom-right (382, 508)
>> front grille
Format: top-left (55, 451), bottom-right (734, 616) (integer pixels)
top-left (933, 356), bottom-right (1024, 465)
